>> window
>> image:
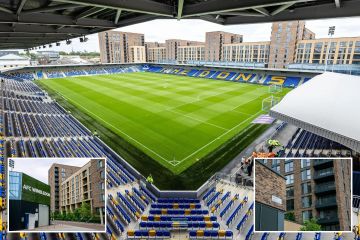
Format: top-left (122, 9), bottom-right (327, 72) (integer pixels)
top-left (272, 165), bottom-right (280, 172)
top-left (285, 161), bottom-right (294, 173)
top-left (286, 187), bottom-right (294, 198)
top-left (98, 160), bottom-right (103, 168)
top-left (287, 199), bottom-right (294, 211)
top-left (286, 174), bottom-right (294, 185)
top-left (301, 169), bottom-right (311, 181)
top-left (301, 182), bottom-right (312, 195)
top-left (301, 159), bottom-right (311, 168)
top-left (302, 210), bottom-right (313, 222)
top-left (100, 170), bottom-right (105, 179)
top-left (302, 196), bottom-right (312, 208)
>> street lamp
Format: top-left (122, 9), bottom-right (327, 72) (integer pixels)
top-left (324, 26), bottom-right (335, 72)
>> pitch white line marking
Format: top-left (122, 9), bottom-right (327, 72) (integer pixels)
top-left (178, 110), bottom-right (263, 164)
top-left (168, 109), bottom-right (229, 131)
top-left (47, 77), bottom-right (267, 168)
top-left (52, 90), bottom-right (172, 164)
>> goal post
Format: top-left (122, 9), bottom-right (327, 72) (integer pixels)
top-left (269, 84), bottom-right (283, 93)
top-left (262, 95), bottom-right (281, 111)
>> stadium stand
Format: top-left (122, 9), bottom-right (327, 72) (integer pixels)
top-left (2, 64), bottom-right (315, 90)
top-left (1, 65), bottom-right (358, 240)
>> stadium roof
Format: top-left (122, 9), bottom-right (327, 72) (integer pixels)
top-left (0, 0), bottom-right (360, 49)
top-left (270, 72), bottom-right (360, 152)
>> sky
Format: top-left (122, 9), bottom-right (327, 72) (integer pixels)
top-left (34, 16), bottom-right (360, 53)
top-left (10, 158), bottom-right (92, 184)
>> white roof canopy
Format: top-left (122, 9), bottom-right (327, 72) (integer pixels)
top-left (270, 72), bottom-right (360, 152)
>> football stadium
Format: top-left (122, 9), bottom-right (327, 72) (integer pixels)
top-left (0, 0), bottom-right (360, 240)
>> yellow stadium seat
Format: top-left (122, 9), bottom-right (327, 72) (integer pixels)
top-left (127, 230), bottom-right (135, 236)
top-left (185, 209), bottom-right (191, 215)
top-left (161, 209), bottom-right (167, 214)
top-left (206, 222), bottom-right (212, 228)
top-left (197, 230), bottom-right (204, 237)
top-left (173, 203), bottom-right (179, 209)
top-left (190, 203), bottom-right (195, 209)
top-left (219, 230), bottom-right (226, 237)
top-left (149, 230), bottom-right (156, 236)
top-left (204, 216), bottom-right (210, 221)
top-left (141, 215), bottom-right (148, 221)
top-left (155, 215), bottom-right (160, 221)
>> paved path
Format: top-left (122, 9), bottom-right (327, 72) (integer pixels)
top-left (32, 221), bottom-right (105, 231)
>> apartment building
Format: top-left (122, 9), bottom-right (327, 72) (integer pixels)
top-left (268, 21), bottom-right (315, 69)
top-left (98, 31), bottom-right (144, 63)
top-left (146, 42), bottom-right (166, 63)
top-left (59, 159), bottom-right (105, 222)
top-left (294, 37), bottom-right (360, 65)
top-left (48, 163), bottom-right (81, 213)
top-left (205, 31), bottom-right (243, 62)
top-left (165, 39), bottom-right (204, 61)
top-left (177, 45), bottom-right (205, 63)
top-left (129, 46), bottom-right (146, 63)
top-left (223, 41), bottom-right (270, 63)
top-left (260, 158), bottom-right (351, 231)
top-left (99, 22), bottom-right (360, 69)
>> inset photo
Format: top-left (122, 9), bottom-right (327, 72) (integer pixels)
top-left (254, 158), bottom-right (352, 232)
top-left (7, 158), bottom-right (106, 233)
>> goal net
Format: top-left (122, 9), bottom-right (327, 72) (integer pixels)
top-left (269, 84), bottom-right (283, 93)
top-left (262, 95), bottom-right (281, 111)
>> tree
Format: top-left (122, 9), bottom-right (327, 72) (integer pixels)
top-left (79, 202), bottom-right (92, 220)
top-left (285, 212), bottom-right (295, 221)
top-left (267, 139), bottom-right (281, 152)
top-left (300, 218), bottom-right (322, 231)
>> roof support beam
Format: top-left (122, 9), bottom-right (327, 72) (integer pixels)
top-left (182, 0), bottom-right (314, 17)
top-left (271, 2), bottom-right (295, 16)
top-left (16, 0), bottom-right (28, 15)
top-left (115, 14), bottom-right (160, 28)
top-left (0, 12), bottom-right (117, 28)
top-left (52, 0), bottom-right (173, 17)
top-left (22, 4), bottom-right (78, 14)
top-left (0, 24), bottom-right (89, 34)
top-left (253, 7), bottom-right (269, 16)
top-left (0, 6), bottom-right (13, 14)
top-left (177, 0), bottom-right (184, 20)
top-left (114, 9), bottom-right (121, 24)
top-left (335, 0), bottom-right (341, 8)
top-left (76, 7), bottom-right (104, 19)
top-left (224, 0), bottom-right (360, 24)
top-left (218, 11), bottom-right (265, 17)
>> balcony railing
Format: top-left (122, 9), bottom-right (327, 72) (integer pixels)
top-left (315, 197), bottom-right (337, 208)
top-left (313, 159), bottom-right (333, 169)
top-left (353, 195), bottom-right (360, 214)
top-left (317, 215), bottom-right (339, 225)
top-left (315, 183), bottom-right (336, 194)
top-left (314, 168), bottom-right (334, 180)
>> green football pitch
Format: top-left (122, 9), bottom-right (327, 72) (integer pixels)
top-left (40, 72), bottom-right (289, 175)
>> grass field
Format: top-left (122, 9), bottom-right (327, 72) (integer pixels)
top-left (38, 72), bottom-right (289, 188)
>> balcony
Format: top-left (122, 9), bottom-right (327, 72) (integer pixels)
top-left (314, 168), bottom-right (334, 182)
top-left (317, 215), bottom-right (339, 225)
top-left (315, 183), bottom-right (336, 195)
top-left (313, 159), bottom-right (333, 169)
top-left (315, 197), bottom-right (337, 209)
